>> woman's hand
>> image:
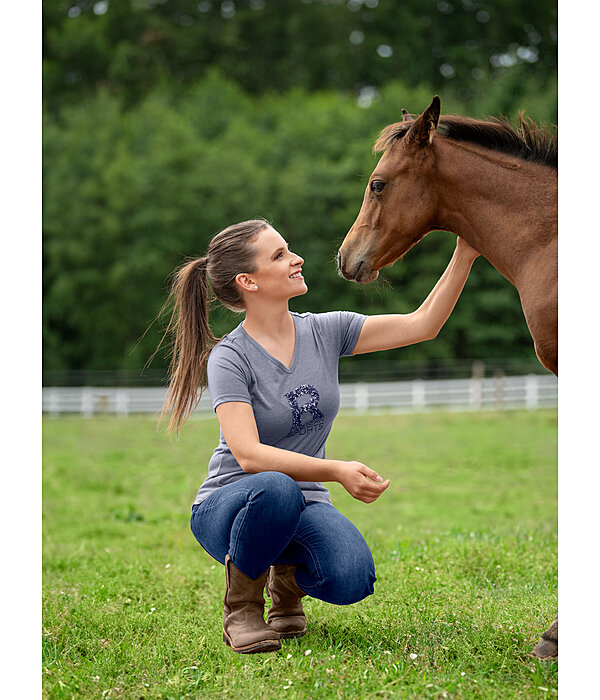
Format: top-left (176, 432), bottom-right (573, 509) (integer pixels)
top-left (455, 236), bottom-right (480, 262)
top-left (333, 461), bottom-right (390, 503)
top-left (352, 238), bottom-right (480, 355)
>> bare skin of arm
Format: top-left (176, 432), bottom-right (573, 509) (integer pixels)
top-left (352, 237), bottom-right (480, 355)
top-left (216, 401), bottom-right (390, 504)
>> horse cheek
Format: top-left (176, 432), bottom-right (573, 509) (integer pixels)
top-left (394, 183), bottom-right (434, 244)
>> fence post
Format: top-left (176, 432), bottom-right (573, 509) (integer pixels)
top-left (469, 360), bottom-right (484, 410)
top-left (48, 388), bottom-right (60, 418)
top-left (81, 387), bottom-right (93, 418)
top-left (494, 368), bottom-right (505, 409)
top-left (354, 382), bottom-right (369, 413)
top-left (525, 374), bottom-right (538, 410)
top-left (116, 388), bottom-right (129, 417)
top-left (411, 379), bottom-right (425, 411)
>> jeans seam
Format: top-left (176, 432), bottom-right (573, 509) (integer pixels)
top-left (228, 491), bottom-right (255, 564)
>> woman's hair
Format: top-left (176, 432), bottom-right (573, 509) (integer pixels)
top-left (157, 218), bottom-right (269, 435)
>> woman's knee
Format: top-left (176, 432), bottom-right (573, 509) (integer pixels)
top-left (243, 471), bottom-right (305, 527)
top-left (250, 471), bottom-right (304, 506)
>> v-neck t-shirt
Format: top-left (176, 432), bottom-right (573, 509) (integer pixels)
top-left (192, 310), bottom-right (367, 506)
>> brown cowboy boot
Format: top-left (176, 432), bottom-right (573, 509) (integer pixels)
top-left (222, 555), bottom-right (281, 654)
top-left (266, 564), bottom-right (307, 638)
top-left (530, 614), bottom-right (558, 660)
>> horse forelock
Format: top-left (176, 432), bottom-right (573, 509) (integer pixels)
top-left (373, 122), bottom-right (410, 154)
top-left (373, 113), bottom-right (557, 169)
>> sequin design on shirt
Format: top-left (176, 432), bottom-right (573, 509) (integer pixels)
top-left (284, 384), bottom-right (325, 437)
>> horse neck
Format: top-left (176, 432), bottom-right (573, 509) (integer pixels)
top-left (432, 139), bottom-right (557, 286)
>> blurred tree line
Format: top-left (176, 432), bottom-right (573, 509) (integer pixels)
top-left (43, 0), bottom-right (557, 380)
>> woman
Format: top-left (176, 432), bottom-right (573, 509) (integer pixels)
top-left (160, 218), bottom-right (479, 654)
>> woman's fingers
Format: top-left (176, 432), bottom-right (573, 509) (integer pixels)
top-left (360, 483), bottom-right (390, 503)
top-left (358, 477), bottom-right (390, 501)
top-left (341, 462), bottom-right (390, 502)
top-left (363, 475), bottom-right (390, 491)
top-left (357, 464), bottom-right (385, 483)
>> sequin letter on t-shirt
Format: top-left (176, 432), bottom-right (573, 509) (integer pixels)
top-left (284, 385), bottom-right (325, 437)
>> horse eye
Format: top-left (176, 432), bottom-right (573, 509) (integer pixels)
top-left (370, 180), bottom-right (386, 193)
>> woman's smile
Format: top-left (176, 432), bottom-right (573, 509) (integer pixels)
top-left (244, 225), bottom-right (308, 300)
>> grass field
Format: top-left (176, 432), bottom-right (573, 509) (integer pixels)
top-left (42, 409), bottom-right (557, 699)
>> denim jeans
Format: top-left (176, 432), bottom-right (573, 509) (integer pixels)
top-left (190, 471), bottom-right (376, 605)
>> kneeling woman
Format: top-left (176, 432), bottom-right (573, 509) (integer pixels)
top-left (160, 218), bottom-right (478, 654)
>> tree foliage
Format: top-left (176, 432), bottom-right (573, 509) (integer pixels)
top-left (43, 1), bottom-right (557, 378)
top-left (43, 0), bottom-right (557, 113)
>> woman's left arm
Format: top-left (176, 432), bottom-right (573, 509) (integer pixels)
top-left (352, 237), bottom-right (480, 355)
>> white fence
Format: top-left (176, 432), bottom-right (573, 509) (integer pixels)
top-left (42, 374), bottom-right (557, 417)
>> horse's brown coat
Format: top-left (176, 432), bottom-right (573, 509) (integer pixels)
top-left (337, 96), bottom-right (557, 375)
top-left (337, 97), bottom-right (558, 657)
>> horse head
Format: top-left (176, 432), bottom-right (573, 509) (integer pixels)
top-left (337, 96), bottom-right (442, 283)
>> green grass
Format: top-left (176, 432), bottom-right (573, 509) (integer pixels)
top-left (43, 409), bottom-right (557, 699)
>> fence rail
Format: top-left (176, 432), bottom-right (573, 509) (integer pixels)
top-left (42, 358), bottom-right (550, 387)
top-left (42, 374), bottom-right (557, 417)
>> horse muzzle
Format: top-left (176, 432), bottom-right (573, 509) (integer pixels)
top-left (336, 249), bottom-right (379, 283)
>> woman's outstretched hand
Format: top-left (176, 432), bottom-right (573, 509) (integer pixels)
top-left (334, 461), bottom-right (390, 503)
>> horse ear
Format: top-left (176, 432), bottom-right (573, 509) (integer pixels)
top-left (401, 109), bottom-right (415, 122)
top-left (405, 96), bottom-right (441, 146)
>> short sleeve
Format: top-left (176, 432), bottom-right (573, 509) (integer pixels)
top-left (206, 343), bottom-right (253, 411)
top-left (313, 311), bottom-right (367, 357)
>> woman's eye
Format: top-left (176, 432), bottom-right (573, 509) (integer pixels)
top-left (370, 180), bottom-right (386, 193)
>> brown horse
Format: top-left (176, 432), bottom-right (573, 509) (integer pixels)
top-left (337, 96), bottom-right (557, 375)
top-left (337, 96), bottom-right (558, 658)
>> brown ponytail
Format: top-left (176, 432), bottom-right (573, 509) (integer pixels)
top-left (158, 256), bottom-right (217, 436)
top-left (157, 218), bottom-right (269, 435)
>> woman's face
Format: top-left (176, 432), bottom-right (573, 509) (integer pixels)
top-left (242, 226), bottom-right (307, 302)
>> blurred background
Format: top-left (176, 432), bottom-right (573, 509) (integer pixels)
top-left (42, 0), bottom-right (558, 397)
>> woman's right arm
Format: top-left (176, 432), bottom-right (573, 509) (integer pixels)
top-left (216, 401), bottom-right (390, 504)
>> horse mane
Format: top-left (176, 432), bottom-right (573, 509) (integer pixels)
top-left (374, 113), bottom-right (558, 170)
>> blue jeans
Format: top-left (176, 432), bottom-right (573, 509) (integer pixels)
top-left (190, 471), bottom-right (376, 605)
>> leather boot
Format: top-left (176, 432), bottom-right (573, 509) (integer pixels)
top-left (530, 614), bottom-right (558, 660)
top-left (222, 555), bottom-right (281, 653)
top-left (266, 564), bottom-right (307, 638)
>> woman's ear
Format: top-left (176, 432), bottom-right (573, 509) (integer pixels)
top-left (235, 273), bottom-right (259, 292)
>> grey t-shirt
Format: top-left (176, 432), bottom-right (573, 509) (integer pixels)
top-left (193, 311), bottom-right (367, 506)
